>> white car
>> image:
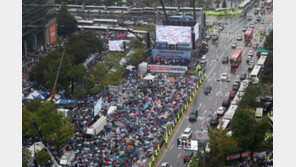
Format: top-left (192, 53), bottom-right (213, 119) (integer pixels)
top-left (160, 162), bottom-right (172, 167)
top-left (200, 55), bottom-right (207, 64)
top-left (217, 107), bottom-right (226, 115)
top-left (221, 73), bottom-right (228, 81)
top-left (181, 128), bottom-right (192, 139)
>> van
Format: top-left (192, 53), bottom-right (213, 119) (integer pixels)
top-left (255, 108), bottom-right (263, 122)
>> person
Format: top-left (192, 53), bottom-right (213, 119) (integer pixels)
top-left (217, 55), bottom-right (219, 61)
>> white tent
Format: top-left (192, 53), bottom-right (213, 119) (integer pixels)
top-left (28, 142), bottom-right (45, 157)
top-left (107, 106), bottom-right (117, 115)
top-left (138, 62), bottom-right (148, 72)
top-left (143, 74), bottom-right (156, 80)
top-left (126, 65), bottom-right (135, 71)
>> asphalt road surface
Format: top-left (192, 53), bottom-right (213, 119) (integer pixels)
top-left (157, 7), bottom-right (273, 167)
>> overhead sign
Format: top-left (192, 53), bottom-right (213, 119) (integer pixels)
top-left (152, 49), bottom-right (191, 60)
top-left (49, 24), bottom-right (57, 44)
top-left (226, 151), bottom-right (251, 161)
top-left (177, 138), bottom-right (198, 151)
top-left (148, 65), bottom-right (188, 73)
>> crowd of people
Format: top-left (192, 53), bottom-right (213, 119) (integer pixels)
top-left (62, 70), bottom-right (199, 166)
top-left (238, 151), bottom-right (273, 167)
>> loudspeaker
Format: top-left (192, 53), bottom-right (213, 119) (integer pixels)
top-left (192, 33), bottom-right (196, 50)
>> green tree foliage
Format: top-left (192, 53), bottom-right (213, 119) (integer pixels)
top-left (57, 5), bottom-right (77, 36)
top-left (128, 37), bottom-right (144, 49)
top-left (238, 83), bottom-right (261, 109)
top-left (263, 30), bottom-right (273, 51)
top-left (261, 54), bottom-right (273, 84)
top-left (22, 101), bottom-right (74, 155)
top-left (36, 149), bottom-right (51, 166)
top-left (250, 117), bottom-right (270, 152)
top-left (214, 0), bottom-right (221, 8)
top-left (197, 0), bottom-right (213, 9)
top-left (230, 108), bottom-right (255, 151)
top-left (208, 126), bottom-right (238, 166)
top-left (22, 147), bottom-right (32, 167)
top-left (222, 0), bottom-right (227, 8)
top-left (127, 48), bottom-right (145, 66)
top-left (143, 0), bottom-right (154, 5)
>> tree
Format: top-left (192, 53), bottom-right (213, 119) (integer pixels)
top-left (36, 149), bottom-right (51, 166)
top-left (222, 0), bottom-right (227, 8)
top-left (238, 83), bottom-right (261, 109)
top-left (261, 54), bottom-right (273, 84)
top-left (127, 48), bottom-right (145, 66)
top-left (208, 126), bottom-right (238, 166)
top-left (57, 4), bottom-right (77, 36)
top-left (22, 101), bottom-right (74, 156)
top-left (214, 0), bottom-right (221, 8)
top-left (22, 147), bottom-right (32, 167)
top-left (128, 37), bottom-right (144, 49)
top-left (263, 30), bottom-right (273, 51)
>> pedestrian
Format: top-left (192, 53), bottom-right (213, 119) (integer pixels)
top-left (217, 55), bottom-right (219, 61)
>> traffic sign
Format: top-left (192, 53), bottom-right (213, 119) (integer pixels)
top-left (197, 131), bottom-right (204, 139)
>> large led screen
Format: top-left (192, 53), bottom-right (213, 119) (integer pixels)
top-left (108, 40), bottom-right (125, 51)
top-left (156, 25), bottom-right (192, 45)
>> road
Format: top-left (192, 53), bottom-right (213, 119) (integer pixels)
top-left (156, 6), bottom-right (273, 167)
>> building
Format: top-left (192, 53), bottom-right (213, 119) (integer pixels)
top-left (22, 0), bottom-right (57, 57)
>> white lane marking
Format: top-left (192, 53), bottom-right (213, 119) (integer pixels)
top-left (216, 91), bottom-right (221, 96)
top-left (177, 152), bottom-right (181, 158)
top-left (169, 144), bottom-right (174, 150)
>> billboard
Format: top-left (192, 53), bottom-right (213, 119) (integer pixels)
top-left (94, 97), bottom-right (103, 117)
top-left (148, 65), bottom-right (188, 73)
top-left (108, 40), bottom-right (125, 51)
top-left (152, 49), bottom-right (191, 60)
top-left (194, 23), bottom-right (199, 41)
top-left (49, 24), bottom-right (57, 44)
top-left (156, 25), bottom-right (192, 45)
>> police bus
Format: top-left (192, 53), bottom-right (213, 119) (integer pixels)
top-left (250, 65), bottom-right (262, 84)
top-left (257, 55), bottom-right (268, 69)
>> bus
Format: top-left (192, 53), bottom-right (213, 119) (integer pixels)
top-left (77, 20), bottom-right (94, 26)
top-left (84, 5), bottom-right (107, 10)
top-left (107, 6), bottom-right (129, 11)
top-left (156, 6), bottom-right (178, 12)
top-left (265, 0), bottom-right (273, 9)
top-left (223, 105), bottom-right (238, 120)
top-left (179, 7), bottom-right (202, 12)
top-left (93, 19), bottom-right (118, 26)
top-left (250, 65), bottom-right (262, 84)
top-left (67, 4), bottom-right (83, 10)
top-left (143, 7), bottom-right (155, 13)
top-left (244, 27), bottom-right (254, 43)
top-left (257, 55), bottom-right (268, 68)
top-left (130, 8), bottom-right (143, 14)
top-left (230, 50), bottom-right (243, 67)
top-left (215, 8), bottom-right (227, 12)
top-left (239, 0), bottom-right (252, 11)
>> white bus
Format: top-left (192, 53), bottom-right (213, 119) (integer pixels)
top-left (223, 105), bottom-right (238, 120)
top-left (77, 20), bottom-right (94, 26)
top-left (67, 4), bottom-right (83, 10)
top-left (257, 55), bottom-right (268, 68)
top-left (250, 65), bottom-right (262, 84)
top-left (255, 108), bottom-right (263, 122)
top-left (239, 0), bottom-right (252, 11)
top-left (130, 8), bottom-right (143, 13)
top-left (156, 6), bottom-right (178, 12)
top-left (218, 119), bottom-right (231, 130)
top-left (84, 5), bottom-right (107, 10)
top-left (93, 19), bottom-right (118, 26)
top-left (143, 7), bottom-right (155, 13)
top-left (107, 6), bottom-right (129, 11)
top-left (179, 7), bottom-right (202, 12)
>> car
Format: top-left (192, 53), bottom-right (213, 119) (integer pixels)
top-left (217, 107), bottom-right (226, 116)
top-left (240, 73), bottom-right (247, 80)
top-left (247, 50), bottom-right (254, 57)
top-left (221, 73), bottom-right (228, 81)
top-left (232, 81), bottom-right (241, 91)
top-left (183, 152), bottom-right (194, 164)
top-left (189, 110), bottom-right (198, 121)
top-left (205, 35), bottom-right (211, 40)
top-left (231, 42), bottom-right (237, 49)
top-left (260, 96), bottom-right (273, 103)
top-left (222, 57), bottom-right (229, 64)
top-left (242, 26), bottom-right (247, 32)
top-left (204, 86), bottom-right (212, 95)
top-left (237, 34), bottom-right (242, 41)
top-left (246, 55), bottom-right (252, 64)
top-left (247, 16), bottom-right (252, 21)
top-left (222, 98), bottom-right (231, 109)
top-left (250, 24), bottom-right (255, 28)
top-left (200, 55), bottom-right (207, 64)
top-left (256, 16), bottom-right (261, 22)
top-left (229, 90), bottom-right (237, 100)
top-left (160, 162), bottom-right (171, 167)
top-left (181, 128), bottom-right (192, 139)
top-left (209, 112), bottom-right (219, 126)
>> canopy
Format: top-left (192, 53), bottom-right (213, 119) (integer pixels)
top-left (143, 74), bottom-right (156, 80)
top-left (55, 99), bottom-right (77, 105)
top-left (138, 62), bottom-right (148, 72)
top-left (107, 106), bottom-right (117, 115)
top-left (126, 65), bottom-right (135, 71)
